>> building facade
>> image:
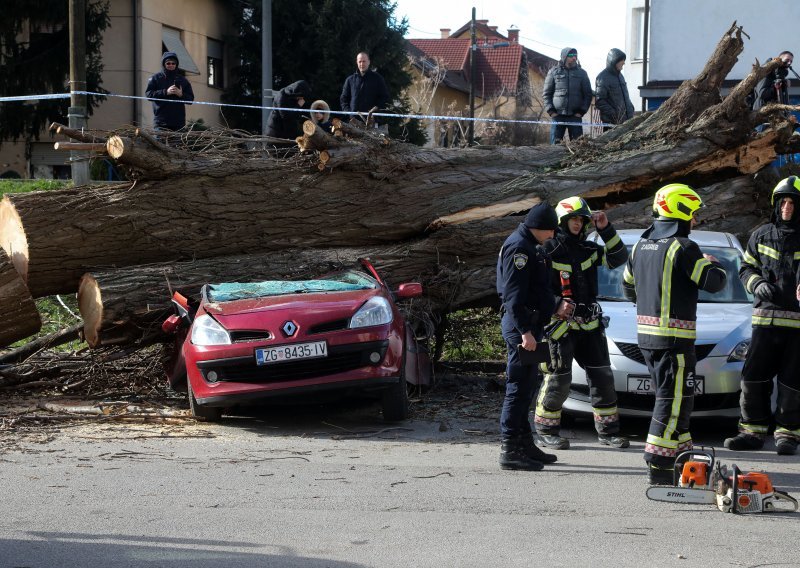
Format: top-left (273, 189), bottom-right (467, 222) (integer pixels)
top-left (0, 0), bottom-right (234, 179)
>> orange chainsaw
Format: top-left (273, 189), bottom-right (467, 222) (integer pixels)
top-left (645, 448), bottom-right (798, 514)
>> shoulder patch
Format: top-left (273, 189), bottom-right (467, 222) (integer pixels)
top-left (513, 253), bottom-right (528, 269)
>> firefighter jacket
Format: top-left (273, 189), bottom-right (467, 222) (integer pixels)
top-left (497, 223), bottom-right (557, 337)
top-left (622, 220), bottom-right (727, 349)
top-left (543, 222), bottom-right (628, 332)
top-left (740, 222), bottom-right (800, 328)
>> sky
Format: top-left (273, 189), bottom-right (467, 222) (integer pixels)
top-left (392, 0), bottom-right (628, 78)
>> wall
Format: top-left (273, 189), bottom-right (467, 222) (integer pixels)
top-left (649, 0), bottom-right (800, 82)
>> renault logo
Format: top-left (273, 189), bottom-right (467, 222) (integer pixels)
top-left (281, 321), bottom-right (298, 337)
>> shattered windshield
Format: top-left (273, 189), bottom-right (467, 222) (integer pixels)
top-left (206, 270), bottom-right (377, 302)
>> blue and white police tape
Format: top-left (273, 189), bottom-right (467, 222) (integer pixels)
top-left (0, 90), bottom-right (618, 128)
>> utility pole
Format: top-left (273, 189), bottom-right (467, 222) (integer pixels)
top-left (261, 0), bottom-right (273, 135)
top-left (467, 7), bottom-right (476, 146)
top-left (68, 0), bottom-right (89, 185)
top-left (641, 0), bottom-right (650, 112)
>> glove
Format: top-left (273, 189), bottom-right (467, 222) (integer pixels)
top-left (754, 281), bottom-right (777, 302)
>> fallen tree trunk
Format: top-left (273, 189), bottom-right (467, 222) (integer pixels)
top-left (77, 217), bottom-right (516, 347)
top-left (0, 247), bottom-right (41, 347)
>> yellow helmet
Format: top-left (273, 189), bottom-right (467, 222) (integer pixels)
top-left (652, 184), bottom-right (703, 221)
top-left (771, 176), bottom-right (800, 205)
top-left (555, 196), bottom-right (592, 224)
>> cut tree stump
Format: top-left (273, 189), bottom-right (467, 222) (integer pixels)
top-left (0, 247), bottom-right (41, 347)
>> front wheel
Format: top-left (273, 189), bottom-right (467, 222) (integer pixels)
top-left (187, 379), bottom-right (223, 422)
top-left (381, 353), bottom-right (410, 422)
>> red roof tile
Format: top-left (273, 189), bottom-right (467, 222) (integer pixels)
top-left (407, 38), bottom-right (470, 72)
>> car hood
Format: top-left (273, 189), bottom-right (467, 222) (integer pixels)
top-left (203, 289), bottom-right (378, 329)
top-left (600, 301), bottom-right (752, 353)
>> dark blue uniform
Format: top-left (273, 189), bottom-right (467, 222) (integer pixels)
top-left (497, 223), bottom-right (557, 438)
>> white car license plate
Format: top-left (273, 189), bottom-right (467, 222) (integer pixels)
top-left (627, 374), bottom-right (705, 395)
top-left (255, 341), bottom-right (327, 365)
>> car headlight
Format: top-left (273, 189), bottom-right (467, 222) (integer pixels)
top-left (727, 339), bottom-right (750, 362)
top-left (349, 296), bottom-right (393, 328)
top-left (191, 315), bottom-right (232, 346)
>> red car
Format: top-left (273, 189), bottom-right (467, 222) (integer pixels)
top-left (162, 260), bottom-right (423, 422)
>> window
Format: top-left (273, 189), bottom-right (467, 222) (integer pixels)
top-left (161, 26), bottom-right (200, 75)
top-left (631, 7), bottom-right (646, 61)
top-left (207, 38), bottom-right (224, 88)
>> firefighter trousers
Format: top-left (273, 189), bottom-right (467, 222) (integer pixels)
top-left (739, 326), bottom-right (800, 442)
top-left (534, 326), bottom-right (620, 436)
top-left (641, 347), bottom-right (696, 468)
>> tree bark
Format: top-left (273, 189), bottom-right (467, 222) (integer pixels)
top-left (0, 247), bottom-right (41, 347)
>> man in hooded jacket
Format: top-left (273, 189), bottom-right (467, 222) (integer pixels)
top-left (724, 176), bottom-right (800, 456)
top-left (622, 184), bottom-right (727, 484)
top-left (595, 48), bottom-right (635, 130)
top-left (265, 80), bottom-right (312, 140)
top-left (542, 47), bottom-right (593, 144)
top-left (145, 52), bottom-right (195, 131)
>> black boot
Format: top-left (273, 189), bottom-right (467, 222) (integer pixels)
top-left (776, 438), bottom-right (798, 456)
top-left (520, 432), bottom-right (557, 464)
top-left (598, 434), bottom-right (630, 449)
top-left (499, 437), bottom-right (544, 471)
top-left (723, 433), bottom-right (764, 451)
top-left (647, 464), bottom-right (675, 486)
top-left (536, 433), bottom-right (570, 450)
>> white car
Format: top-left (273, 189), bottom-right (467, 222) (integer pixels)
top-left (563, 229), bottom-right (752, 418)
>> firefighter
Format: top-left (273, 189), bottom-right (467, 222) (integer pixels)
top-left (496, 202), bottom-right (572, 470)
top-left (534, 196), bottom-right (630, 450)
top-left (724, 176), bottom-right (800, 456)
top-left (622, 184), bottom-right (727, 484)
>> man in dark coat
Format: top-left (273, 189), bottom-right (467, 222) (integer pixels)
top-left (751, 51), bottom-right (793, 110)
top-left (542, 47), bottom-right (592, 144)
top-left (595, 48), bottom-right (635, 131)
top-left (145, 52), bottom-right (195, 131)
top-left (265, 80), bottom-right (312, 140)
top-left (340, 52), bottom-right (390, 125)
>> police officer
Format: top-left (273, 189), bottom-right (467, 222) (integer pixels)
top-left (622, 184), bottom-right (727, 484)
top-left (725, 177), bottom-right (800, 456)
top-left (496, 202), bottom-right (570, 470)
top-left (534, 197), bottom-right (630, 450)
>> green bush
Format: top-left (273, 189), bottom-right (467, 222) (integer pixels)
top-left (440, 308), bottom-right (506, 361)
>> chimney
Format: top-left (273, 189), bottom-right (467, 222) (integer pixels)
top-left (507, 26), bottom-right (519, 43)
top-left (477, 19), bottom-right (489, 25)
top-left (489, 26), bottom-right (498, 33)
top-left (440, 28), bottom-right (450, 39)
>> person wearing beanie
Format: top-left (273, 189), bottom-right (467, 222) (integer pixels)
top-left (145, 52), bottom-right (195, 131)
top-left (534, 197), bottom-right (629, 451)
top-left (495, 202), bottom-right (573, 471)
top-left (724, 176), bottom-right (800, 456)
top-left (542, 47), bottom-right (592, 144)
top-left (622, 184), bottom-right (726, 484)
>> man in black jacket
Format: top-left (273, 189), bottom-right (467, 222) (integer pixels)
top-left (751, 51), bottom-right (793, 111)
top-left (595, 48), bottom-right (635, 131)
top-left (145, 52), bottom-right (195, 131)
top-left (265, 80), bottom-right (312, 140)
top-left (534, 197), bottom-right (629, 450)
top-left (622, 184), bottom-right (727, 484)
top-left (496, 203), bottom-right (571, 471)
top-left (725, 177), bottom-right (800, 456)
top-left (340, 52), bottom-right (390, 125)
top-left (542, 47), bottom-right (592, 144)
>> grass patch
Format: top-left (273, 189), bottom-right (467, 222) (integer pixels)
top-left (0, 179), bottom-right (69, 198)
top-left (9, 295), bottom-right (84, 352)
top-left (440, 308), bottom-right (505, 361)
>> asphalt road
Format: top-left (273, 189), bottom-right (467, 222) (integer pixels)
top-left (1, 392), bottom-right (799, 568)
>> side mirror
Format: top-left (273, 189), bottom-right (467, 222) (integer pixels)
top-left (162, 314), bottom-right (182, 334)
top-left (395, 282), bottom-right (423, 299)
